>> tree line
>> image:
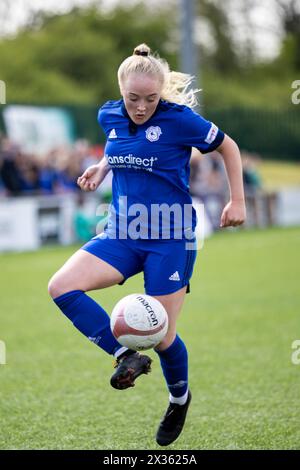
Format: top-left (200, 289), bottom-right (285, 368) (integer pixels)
top-left (0, 0), bottom-right (298, 109)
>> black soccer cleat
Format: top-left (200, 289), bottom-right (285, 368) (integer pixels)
top-left (110, 352), bottom-right (152, 390)
top-left (156, 390), bottom-right (192, 446)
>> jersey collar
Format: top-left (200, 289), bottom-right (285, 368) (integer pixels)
top-left (120, 99), bottom-right (164, 134)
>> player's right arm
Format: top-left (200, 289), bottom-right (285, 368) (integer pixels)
top-left (77, 157), bottom-right (111, 192)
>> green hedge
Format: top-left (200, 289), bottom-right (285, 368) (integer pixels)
top-left (1, 104), bottom-right (299, 161)
top-left (206, 107), bottom-right (300, 161)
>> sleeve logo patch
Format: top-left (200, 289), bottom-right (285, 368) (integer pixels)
top-left (205, 123), bottom-right (218, 144)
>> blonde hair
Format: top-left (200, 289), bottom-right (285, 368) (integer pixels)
top-left (118, 43), bottom-right (200, 109)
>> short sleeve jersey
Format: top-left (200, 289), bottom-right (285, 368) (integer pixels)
top-left (98, 99), bottom-right (225, 239)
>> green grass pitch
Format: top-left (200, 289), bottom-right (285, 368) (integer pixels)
top-left (0, 226), bottom-right (299, 450)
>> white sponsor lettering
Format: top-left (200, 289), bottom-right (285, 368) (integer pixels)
top-left (106, 153), bottom-right (157, 169)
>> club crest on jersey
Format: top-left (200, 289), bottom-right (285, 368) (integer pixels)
top-left (145, 126), bottom-right (162, 142)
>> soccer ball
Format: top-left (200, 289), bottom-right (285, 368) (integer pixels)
top-left (110, 293), bottom-right (168, 351)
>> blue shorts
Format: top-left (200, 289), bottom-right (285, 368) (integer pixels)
top-left (81, 234), bottom-right (197, 296)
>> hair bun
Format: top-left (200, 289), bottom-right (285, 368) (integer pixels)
top-left (133, 43), bottom-right (151, 57)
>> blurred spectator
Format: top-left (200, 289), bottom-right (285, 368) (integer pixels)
top-left (241, 151), bottom-right (276, 227)
top-left (242, 152), bottom-right (262, 195)
top-left (0, 137), bottom-right (23, 195)
top-left (38, 151), bottom-right (59, 194)
top-left (15, 151), bottom-right (40, 193)
top-left (190, 148), bottom-right (227, 230)
top-left (190, 147), bottom-right (274, 229)
top-left (73, 192), bottom-right (109, 242)
top-left (0, 135), bottom-right (277, 230)
top-left (0, 135), bottom-right (104, 197)
top-left (74, 193), bottom-right (98, 241)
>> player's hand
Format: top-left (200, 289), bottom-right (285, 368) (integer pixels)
top-left (220, 200), bottom-right (246, 228)
top-left (77, 164), bottom-right (102, 192)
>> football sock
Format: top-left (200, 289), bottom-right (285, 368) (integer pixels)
top-left (53, 290), bottom-right (125, 356)
top-left (114, 348), bottom-right (136, 360)
top-left (155, 335), bottom-right (188, 404)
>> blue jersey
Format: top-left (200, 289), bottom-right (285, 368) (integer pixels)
top-left (98, 99), bottom-right (224, 240)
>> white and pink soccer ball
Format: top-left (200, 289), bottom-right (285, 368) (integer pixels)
top-left (110, 294), bottom-right (168, 351)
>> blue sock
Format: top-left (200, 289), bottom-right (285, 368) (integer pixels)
top-left (155, 335), bottom-right (188, 403)
top-left (53, 290), bottom-right (123, 356)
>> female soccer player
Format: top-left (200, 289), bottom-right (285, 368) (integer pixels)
top-left (48, 44), bottom-right (246, 446)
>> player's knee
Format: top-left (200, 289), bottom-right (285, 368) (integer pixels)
top-left (156, 329), bottom-right (176, 351)
top-left (48, 273), bottom-right (69, 299)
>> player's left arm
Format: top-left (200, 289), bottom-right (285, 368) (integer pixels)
top-left (216, 134), bottom-right (246, 228)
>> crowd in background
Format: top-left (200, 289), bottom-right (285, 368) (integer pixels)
top-left (190, 148), bottom-right (262, 230)
top-left (0, 135), bottom-right (262, 199)
top-left (0, 135), bottom-right (103, 197)
top-left (0, 134), bottom-right (264, 234)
